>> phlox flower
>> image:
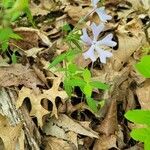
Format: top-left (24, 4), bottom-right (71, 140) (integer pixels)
top-left (81, 22), bottom-right (117, 63)
top-left (91, 0), bottom-right (112, 22)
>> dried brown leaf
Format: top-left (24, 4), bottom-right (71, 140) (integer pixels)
top-left (0, 115), bottom-right (22, 150)
top-left (43, 137), bottom-right (76, 150)
top-left (65, 5), bottom-right (90, 24)
top-left (112, 18), bottom-right (146, 71)
top-left (93, 135), bottom-right (117, 150)
top-left (0, 64), bottom-right (43, 89)
top-left (17, 87), bottom-right (49, 127)
top-left (96, 100), bottom-right (118, 136)
top-left (136, 80), bottom-right (150, 109)
top-left (43, 114), bottom-right (99, 139)
top-left (11, 27), bottom-right (52, 51)
top-left (16, 77), bottom-right (68, 126)
top-left (25, 47), bottom-right (44, 58)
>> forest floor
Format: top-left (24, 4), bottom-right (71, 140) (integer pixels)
top-left (0, 0), bottom-right (150, 150)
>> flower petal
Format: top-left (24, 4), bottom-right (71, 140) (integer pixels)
top-left (83, 45), bottom-right (97, 62)
top-left (95, 47), bottom-right (113, 63)
top-left (91, 0), bottom-right (99, 7)
top-left (96, 7), bottom-right (112, 22)
top-left (97, 33), bottom-right (117, 47)
top-left (91, 23), bottom-right (105, 41)
top-left (80, 28), bottom-right (92, 45)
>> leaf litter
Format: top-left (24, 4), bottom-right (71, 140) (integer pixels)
top-left (0, 0), bottom-right (149, 149)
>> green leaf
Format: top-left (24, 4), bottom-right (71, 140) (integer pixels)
top-left (11, 11), bottom-right (21, 21)
top-left (135, 55), bottom-right (150, 78)
top-left (0, 28), bottom-right (21, 51)
top-left (125, 110), bottom-right (150, 126)
top-left (5, 0), bottom-right (31, 23)
top-left (0, 28), bottom-right (12, 41)
top-left (66, 31), bottom-right (82, 50)
top-left (68, 63), bottom-right (78, 74)
top-left (64, 78), bottom-right (72, 97)
top-left (98, 100), bottom-right (105, 108)
top-left (86, 97), bottom-right (98, 112)
top-left (83, 84), bottom-right (92, 97)
top-left (11, 51), bottom-right (17, 64)
top-left (10, 0), bottom-right (29, 12)
top-left (24, 7), bottom-right (34, 25)
top-left (131, 128), bottom-right (150, 142)
top-left (62, 23), bottom-right (71, 32)
top-left (0, 27), bottom-right (21, 41)
top-left (67, 77), bottom-right (86, 87)
top-left (82, 69), bottom-right (91, 83)
top-left (2, 0), bottom-right (15, 8)
top-left (131, 128), bottom-right (150, 150)
top-left (71, 39), bottom-right (82, 50)
top-left (9, 32), bottom-right (22, 40)
top-left (1, 42), bottom-right (9, 52)
top-left (49, 49), bottom-right (78, 68)
top-left (145, 138), bottom-right (150, 150)
top-left (90, 81), bottom-right (109, 90)
top-left (49, 53), bottom-right (67, 68)
top-left (66, 49), bottom-right (80, 61)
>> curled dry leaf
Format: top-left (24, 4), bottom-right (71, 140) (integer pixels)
top-left (66, 101), bottom-right (99, 118)
top-left (93, 101), bottom-right (120, 150)
top-left (25, 47), bottom-right (44, 58)
top-left (11, 27), bottom-right (52, 51)
top-left (0, 64), bottom-right (43, 90)
top-left (65, 5), bottom-right (90, 24)
top-left (125, 89), bottom-right (136, 111)
top-left (43, 137), bottom-right (76, 150)
top-left (136, 80), bottom-right (150, 109)
top-left (127, 0), bottom-right (150, 11)
top-left (16, 77), bottom-right (68, 127)
top-left (112, 18), bottom-right (146, 71)
top-left (32, 64), bottom-right (48, 86)
top-left (125, 143), bottom-right (144, 150)
top-left (96, 100), bottom-right (118, 136)
top-left (30, 0), bottom-right (53, 16)
top-left (30, 0), bottom-right (65, 16)
top-left (43, 114), bottom-right (99, 141)
top-left (66, 131), bottom-right (78, 148)
top-left (93, 135), bottom-right (118, 150)
top-left (0, 114), bottom-right (22, 150)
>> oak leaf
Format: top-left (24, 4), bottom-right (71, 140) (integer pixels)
top-left (16, 77), bottom-right (68, 127)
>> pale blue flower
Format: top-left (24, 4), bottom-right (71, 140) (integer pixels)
top-left (91, 0), bottom-right (99, 7)
top-left (91, 0), bottom-right (112, 22)
top-left (81, 22), bottom-right (117, 63)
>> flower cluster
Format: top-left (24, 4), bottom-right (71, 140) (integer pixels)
top-left (81, 0), bottom-right (117, 63)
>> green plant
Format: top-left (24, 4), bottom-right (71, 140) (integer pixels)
top-left (125, 53), bottom-right (150, 150)
top-left (0, 0), bottom-right (32, 51)
top-left (0, 0), bottom-right (32, 63)
top-left (48, 0), bottom-right (117, 112)
top-left (49, 47), bottom-right (109, 112)
top-left (0, 27), bottom-right (21, 52)
top-left (125, 110), bottom-right (150, 150)
top-left (135, 55), bottom-right (150, 78)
